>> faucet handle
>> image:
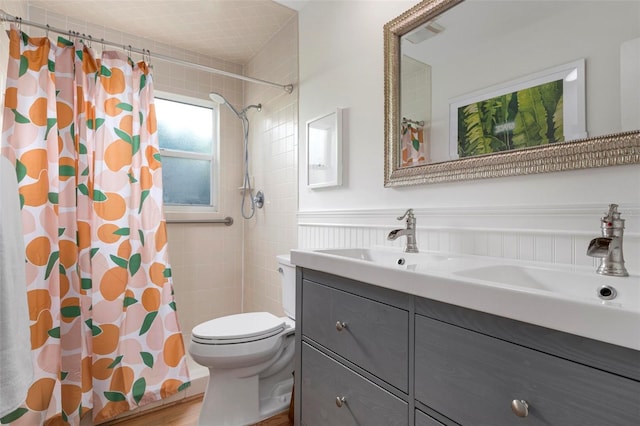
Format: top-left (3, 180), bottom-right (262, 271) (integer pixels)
top-left (397, 208), bottom-right (414, 221)
top-left (603, 204), bottom-right (620, 221)
top-left (601, 204), bottom-right (624, 231)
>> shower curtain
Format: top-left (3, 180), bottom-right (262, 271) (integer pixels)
top-left (0, 26), bottom-right (190, 424)
top-left (401, 122), bottom-right (427, 167)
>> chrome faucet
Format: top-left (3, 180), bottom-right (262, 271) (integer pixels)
top-left (587, 204), bottom-right (629, 277)
top-left (388, 209), bottom-right (419, 253)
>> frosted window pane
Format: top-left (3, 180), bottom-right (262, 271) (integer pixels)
top-left (162, 157), bottom-right (211, 206)
top-left (156, 98), bottom-right (213, 154)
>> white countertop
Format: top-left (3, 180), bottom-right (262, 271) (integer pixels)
top-left (291, 247), bottom-right (640, 351)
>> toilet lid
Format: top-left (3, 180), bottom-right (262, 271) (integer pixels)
top-left (192, 312), bottom-right (285, 342)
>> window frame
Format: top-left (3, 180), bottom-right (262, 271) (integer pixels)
top-left (153, 90), bottom-right (221, 222)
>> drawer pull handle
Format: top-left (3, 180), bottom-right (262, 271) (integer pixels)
top-left (335, 321), bottom-right (347, 331)
top-left (335, 396), bottom-right (346, 408)
top-left (511, 399), bottom-right (529, 417)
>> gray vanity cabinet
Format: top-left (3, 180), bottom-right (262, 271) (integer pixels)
top-left (415, 315), bottom-right (640, 425)
top-left (415, 410), bottom-right (446, 426)
top-left (301, 278), bottom-right (409, 392)
top-left (300, 343), bottom-right (407, 425)
top-left (295, 268), bottom-right (640, 426)
top-left (297, 269), bottom-right (411, 425)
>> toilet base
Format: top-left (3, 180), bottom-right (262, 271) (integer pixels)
top-left (259, 376), bottom-right (293, 421)
top-left (198, 358), bottom-right (294, 426)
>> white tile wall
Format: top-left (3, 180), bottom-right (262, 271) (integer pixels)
top-left (243, 16), bottom-right (298, 316)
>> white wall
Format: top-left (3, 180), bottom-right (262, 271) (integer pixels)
top-left (297, 0), bottom-right (640, 269)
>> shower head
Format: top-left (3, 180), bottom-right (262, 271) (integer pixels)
top-left (209, 91), bottom-right (242, 118)
top-left (209, 92), bottom-right (227, 104)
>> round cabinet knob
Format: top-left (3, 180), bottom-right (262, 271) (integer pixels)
top-left (511, 399), bottom-right (529, 417)
top-left (335, 321), bottom-right (347, 331)
top-left (335, 396), bottom-right (346, 408)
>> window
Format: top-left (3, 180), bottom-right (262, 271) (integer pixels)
top-left (154, 91), bottom-right (219, 220)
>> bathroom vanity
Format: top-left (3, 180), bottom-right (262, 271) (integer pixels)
top-left (292, 249), bottom-right (640, 425)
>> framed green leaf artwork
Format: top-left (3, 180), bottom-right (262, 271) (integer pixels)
top-left (449, 59), bottom-right (586, 159)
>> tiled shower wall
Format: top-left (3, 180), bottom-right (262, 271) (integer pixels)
top-left (243, 17), bottom-right (298, 316)
top-left (298, 204), bottom-right (640, 269)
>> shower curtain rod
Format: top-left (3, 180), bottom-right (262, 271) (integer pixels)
top-left (0, 10), bottom-right (294, 94)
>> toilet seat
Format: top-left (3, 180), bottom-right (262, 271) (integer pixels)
top-left (192, 312), bottom-right (286, 345)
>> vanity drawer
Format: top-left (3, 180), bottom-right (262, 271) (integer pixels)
top-left (302, 279), bottom-right (409, 392)
top-left (300, 343), bottom-right (408, 426)
top-left (415, 315), bottom-right (640, 425)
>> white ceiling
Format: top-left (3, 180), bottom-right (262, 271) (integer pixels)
top-left (27, 0), bottom-right (302, 65)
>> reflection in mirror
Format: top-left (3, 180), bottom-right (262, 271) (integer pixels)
top-left (400, 56), bottom-right (431, 167)
top-left (447, 59), bottom-right (586, 161)
top-left (384, 0), bottom-right (640, 186)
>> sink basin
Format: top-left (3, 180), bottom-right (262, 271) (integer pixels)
top-left (316, 248), bottom-right (455, 269)
top-left (291, 247), bottom-right (640, 350)
top-left (454, 264), bottom-right (640, 307)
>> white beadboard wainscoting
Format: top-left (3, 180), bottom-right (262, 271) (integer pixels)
top-left (297, 204), bottom-right (640, 269)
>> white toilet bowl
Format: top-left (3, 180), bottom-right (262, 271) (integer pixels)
top-left (188, 255), bottom-right (296, 426)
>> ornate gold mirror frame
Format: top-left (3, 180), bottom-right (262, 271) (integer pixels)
top-left (383, 0), bottom-right (640, 187)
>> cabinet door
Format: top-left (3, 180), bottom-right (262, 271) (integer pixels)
top-left (302, 279), bottom-right (409, 391)
top-left (300, 343), bottom-right (407, 426)
top-left (415, 410), bottom-right (446, 426)
top-left (415, 315), bottom-right (640, 425)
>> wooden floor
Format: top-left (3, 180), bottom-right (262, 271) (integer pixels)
top-left (102, 395), bottom-right (293, 426)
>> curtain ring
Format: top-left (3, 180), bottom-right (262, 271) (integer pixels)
top-left (17, 16), bottom-right (22, 31)
top-left (87, 34), bottom-right (92, 48)
top-left (146, 49), bottom-right (151, 67)
top-left (101, 38), bottom-right (105, 54)
top-left (45, 24), bottom-right (50, 38)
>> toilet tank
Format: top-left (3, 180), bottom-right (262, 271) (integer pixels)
top-left (277, 254), bottom-right (296, 320)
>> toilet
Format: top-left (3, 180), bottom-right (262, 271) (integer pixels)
top-left (188, 254), bottom-right (296, 426)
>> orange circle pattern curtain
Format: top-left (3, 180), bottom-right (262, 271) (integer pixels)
top-left (1, 26), bottom-right (190, 425)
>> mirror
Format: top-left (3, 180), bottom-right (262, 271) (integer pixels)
top-left (384, 0), bottom-right (640, 186)
top-left (307, 108), bottom-right (343, 188)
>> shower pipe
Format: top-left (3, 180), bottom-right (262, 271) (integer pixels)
top-left (210, 92), bottom-right (262, 220)
top-left (0, 10), bottom-right (294, 94)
